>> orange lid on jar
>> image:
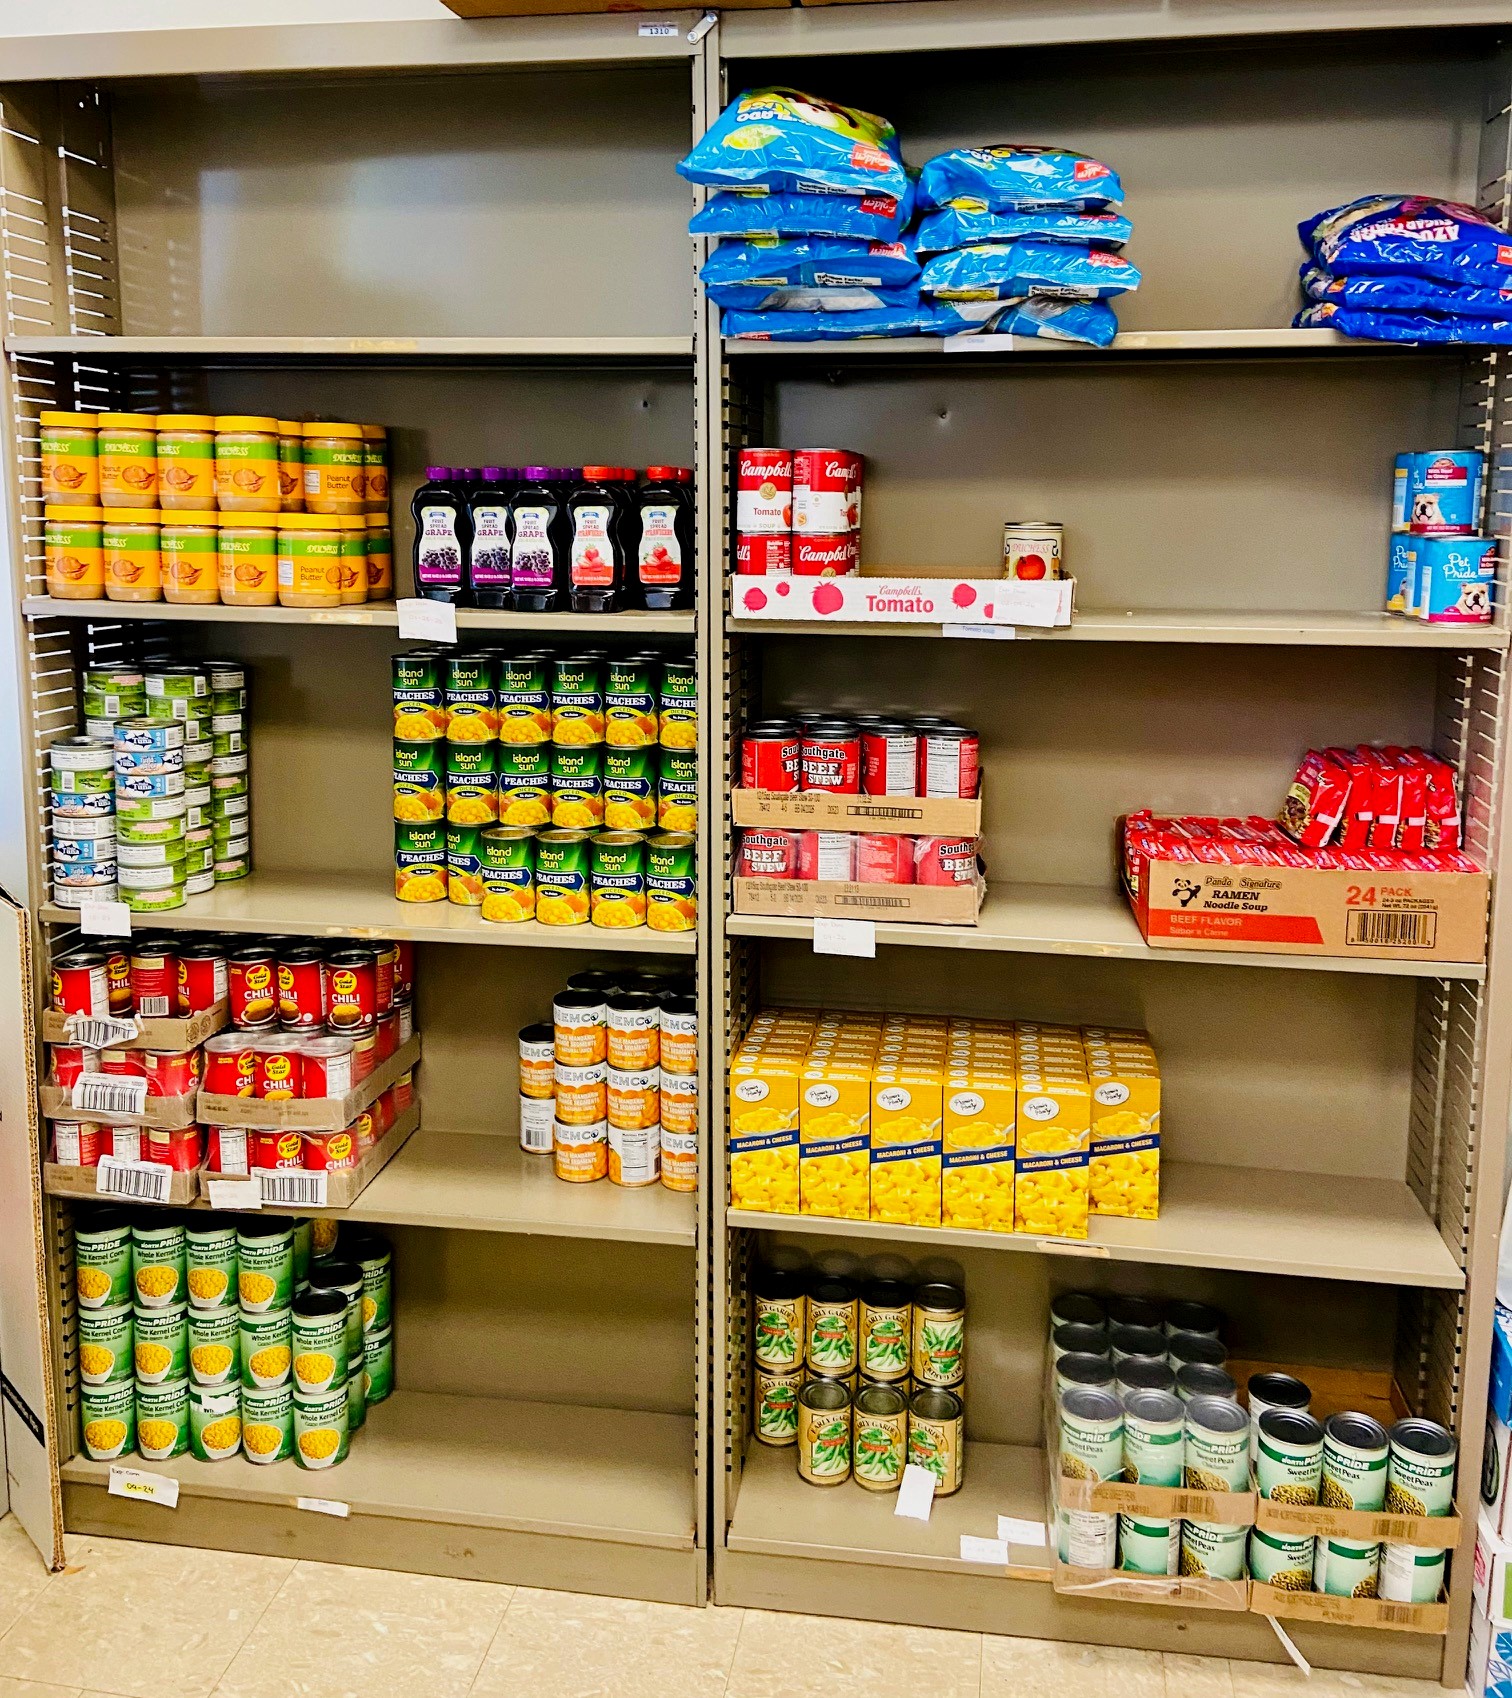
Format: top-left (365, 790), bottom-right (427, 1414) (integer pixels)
top-left (156, 414), bottom-right (216, 431)
top-left (97, 413), bottom-right (157, 429)
top-left (216, 415), bottom-right (279, 434)
top-left (45, 505), bottom-right (105, 521)
top-left (278, 512), bottom-right (345, 530)
top-left (40, 411), bottom-right (96, 427)
top-left (302, 421), bottom-right (362, 439)
top-left (160, 511), bottom-right (220, 527)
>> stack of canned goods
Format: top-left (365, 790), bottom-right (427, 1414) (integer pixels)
top-left (74, 1206), bottom-right (394, 1471)
top-left (741, 713), bottom-right (979, 801)
top-left (392, 647), bottom-right (697, 931)
top-left (734, 447), bottom-right (864, 577)
top-left (519, 966), bottom-right (698, 1190)
top-left (751, 1262), bottom-right (967, 1497)
top-left (49, 729), bottom-right (118, 910)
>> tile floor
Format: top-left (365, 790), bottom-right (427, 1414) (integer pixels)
top-left (0, 1515), bottom-right (1449, 1698)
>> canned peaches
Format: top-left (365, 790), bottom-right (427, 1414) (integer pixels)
top-left (606, 994), bottom-right (659, 1070)
top-left (660, 1127), bottom-right (697, 1192)
top-left (660, 1071), bottom-right (698, 1136)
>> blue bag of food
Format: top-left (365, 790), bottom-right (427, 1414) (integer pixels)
top-left (721, 300), bottom-right (976, 340)
top-left (982, 297), bottom-right (1120, 347)
top-left (921, 239), bottom-right (1140, 301)
top-left (1296, 300), bottom-right (1512, 344)
top-left (1301, 196), bottom-right (1512, 288)
top-left (678, 88), bottom-right (907, 200)
top-left (915, 204), bottom-right (1131, 256)
top-left (710, 281), bottom-right (924, 313)
top-left (690, 179), bottom-right (915, 243)
top-left (701, 236), bottom-right (921, 302)
top-left (918, 146), bottom-right (1124, 213)
top-left (1301, 263), bottom-right (1512, 318)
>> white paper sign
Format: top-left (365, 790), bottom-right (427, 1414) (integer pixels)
top-left (79, 901), bottom-right (132, 938)
top-left (894, 1463), bottom-right (937, 1522)
top-left (396, 598), bottom-right (457, 644)
top-left (297, 1496), bottom-right (351, 1518)
top-left (998, 1515), bottom-right (1048, 1547)
top-left (72, 1073), bottom-right (148, 1118)
top-left (208, 1178), bottom-right (262, 1211)
top-left (959, 1535), bottom-right (1009, 1566)
top-left (944, 624), bottom-right (1016, 641)
top-left (65, 1013), bottom-right (140, 1050)
top-left (107, 1465), bottom-right (179, 1508)
top-left (96, 1157), bottom-right (171, 1205)
top-left (812, 917), bottom-right (876, 959)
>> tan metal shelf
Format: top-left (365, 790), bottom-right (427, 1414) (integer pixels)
top-left (63, 1387), bottom-right (696, 1550)
top-left (41, 874), bottom-right (696, 955)
top-left (725, 882), bottom-right (1483, 979)
top-left (732, 607), bottom-right (1512, 650)
top-left (21, 596), bottom-right (695, 638)
top-left (728, 1159), bottom-right (1464, 1289)
top-left (340, 1129), bottom-right (696, 1244)
top-left (8, 334), bottom-right (694, 362)
top-left (722, 328), bottom-right (1425, 358)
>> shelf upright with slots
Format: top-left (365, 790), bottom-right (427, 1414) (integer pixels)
top-left (705, 16), bottom-right (1512, 1682)
top-left (0, 26), bottom-right (717, 1604)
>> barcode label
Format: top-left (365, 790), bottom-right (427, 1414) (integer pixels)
top-left (65, 1014), bottom-right (140, 1050)
top-left (1374, 1603), bottom-right (1425, 1626)
top-left (137, 996), bottom-right (171, 1019)
top-left (1376, 1517), bottom-right (1415, 1541)
top-left (1346, 909), bottom-right (1436, 950)
top-left (72, 1074), bottom-right (148, 1117)
top-left (97, 1158), bottom-right (172, 1204)
top-left (258, 1170), bottom-right (328, 1208)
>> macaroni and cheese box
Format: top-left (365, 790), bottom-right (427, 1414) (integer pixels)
top-left (800, 1054), bottom-right (873, 1220)
top-left (870, 1066), bottom-right (943, 1228)
top-left (942, 1067), bottom-right (1015, 1233)
top-left (1088, 1055), bottom-right (1161, 1220)
top-left (1015, 1148), bottom-right (1090, 1239)
top-left (729, 1049), bottom-right (802, 1215)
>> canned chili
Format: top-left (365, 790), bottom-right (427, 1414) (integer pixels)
top-left (105, 949), bottom-right (132, 1015)
top-left (374, 1086), bottom-right (397, 1135)
top-left (99, 1049), bottom-right (146, 1079)
top-left (251, 1129), bottom-right (305, 1170)
top-left (856, 833), bottom-right (915, 884)
top-left (130, 942), bottom-right (178, 1019)
top-left (51, 1044), bottom-right (98, 1088)
top-left (175, 940), bottom-right (228, 1016)
top-left (147, 1126), bottom-right (203, 1171)
top-left (349, 1108), bottom-right (379, 1151)
top-left (914, 835), bottom-right (980, 886)
top-left (801, 721), bottom-right (861, 794)
top-left (862, 724), bottom-right (919, 799)
top-left (52, 947), bottom-right (111, 1016)
top-left (143, 1047), bottom-right (201, 1098)
top-left (735, 448), bottom-right (792, 534)
top-left (229, 946), bottom-right (278, 1028)
top-left (277, 945), bottom-right (327, 1029)
top-left (202, 1031), bottom-right (256, 1096)
top-left (207, 1125), bottom-right (249, 1175)
top-left (919, 725), bottom-right (980, 800)
top-left (797, 831), bottom-right (856, 881)
top-left (255, 1036), bottom-right (303, 1100)
top-left (393, 1069), bottom-right (415, 1113)
top-left (300, 1035), bottom-right (353, 1099)
top-left (303, 1129), bottom-right (358, 1172)
top-left (326, 947), bottom-right (377, 1033)
top-left (741, 722), bottom-right (801, 793)
top-left (350, 1031), bottom-right (378, 1083)
top-left (373, 1010), bottom-right (398, 1063)
top-left (52, 1120), bottom-right (103, 1167)
top-left (105, 1126), bottom-right (142, 1162)
top-left (736, 533), bottom-right (792, 575)
top-left (372, 943), bottom-right (398, 1015)
top-left (738, 828), bottom-right (800, 879)
top-left (394, 940), bottom-right (414, 1004)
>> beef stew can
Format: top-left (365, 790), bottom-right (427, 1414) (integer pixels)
top-left (914, 835), bottom-right (979, 886)
top-left (919, 726), bottom-right (979, 800)
top-left (800, 723), bottom-right (861, 794)
top-left (738, 828), bottom-right (800, 879)
top-left (741, 723), bottom-right (801, 793)
top-left (796, 830), bottom-right (856, 881)
top-left (856, 833), bottom-right (914, 885)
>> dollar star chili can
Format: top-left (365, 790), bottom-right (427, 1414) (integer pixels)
top-left (372, 942), bottom-right (398, 1015)
top-left (175, 940), bottom-right (227, 1016)
top-left (202, 1032), bottom-right (256, 1096)
top-left (741, 722), bottom-right (801, 793)
top-left (303, 1128), bottom-right (358, 1172)
top-left (129, 941), bottom-right (178, 1018)
top-left (801, 721), bottom-right (861, 794)
top-left (326, 948), bottom-right (376, 1034)
top-left (105, 948), bottom-right (133, 1014)
top-left (52, 947), bottom-right (111, 1016)
top-left (255, 1035), bottom-right (302, 1101)
top-left (51, 1045), bottom-right (97, 1088)
top-left (735, 533), bottom-right (791, 576)
top-left (229, 945), bottom-right (277, 1028)
top-left (735, 448), bottom-right (791, 534)
top-left (251, 1129), bottom-right (305, 1171)
top-left (277, 945), bottom-right (327, 1029)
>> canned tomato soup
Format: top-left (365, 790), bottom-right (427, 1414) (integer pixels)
top-left (735, 448), bottom-right (792, 535)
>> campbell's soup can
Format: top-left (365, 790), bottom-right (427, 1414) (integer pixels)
top-left (919, 726), bottom-right (979, 800)
top-left (915, 835), bottom-right (979, 886)
top-left (736, 532), bottom-right (791, 576)
top-left (735, 448), bottom-right (792, 534)
top-left (856, 833), bottom-right (914, 885)
top-left (793, 449), bottom-right (862, 534)
top-left (801, 722), bottom-right (861, 794)
top-left (738, 828), bottom-right (799, 879)
top-left (792, 533), bottom-right (859, 577)
top-left (741, 723), bottom-right (801, 793)
top-left (1002, 520), bottom-right (1063, 581)
top-left (861, 723), bottom-right (918, 798)
top-left (797, 830), bottom-right (856, 881)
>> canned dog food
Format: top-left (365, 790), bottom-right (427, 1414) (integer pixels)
top-left (853, 1384), bottom-right (908, 1491)
top-left (797, 1378), bottom-right (852, 1485)
top-left (908, 1386), bottom-right (964, 1496)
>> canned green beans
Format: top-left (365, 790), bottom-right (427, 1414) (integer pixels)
top-left (797, 1378), bottom-right (852, 1485)
top-left (859, 1281), bottom-right (911, 1383)
top-left (1256, 1408), bottom-right (1324, 1505)
top-left (907, 1386), bottom-right (964, 1496)
top-left (1321, 1412), bottom-right (1390, 1512)
top-left (753, 1268), bottom-right (806, 1371)
top-left (853, 1384), bottom-right (908, 1492)
top-left (1050, 1292), bottom-right (1108, 1334)
top-left (1051, 1321), bottom-right (1109, 1362)
top-left (911, 1283), bottom-right (965, 1389)
top-left (806, 1282), bottom-right (858, 1376)
top-left (754, 1365), bottom-right (803, 1446)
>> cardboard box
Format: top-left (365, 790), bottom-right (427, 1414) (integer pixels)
top-left (732, 788), bottom-right (981, 837)
top-left (203, 1100), bottom-right (420, 1211)
top-left (43, 1158), bottom-right (200, 1207)
top-left (1254, 1498), bottom-right (1461, 1549)
top-left (1486, 1412), bottom-right (1512, 1536)
top-left (1250, 1582), bottom-right (1448, 1635)
top-left (197, 1034), bottom-right (420, 1133)
top-left (1471, 1604), bottom-right (1512, 1698)
top-left (732, 874), bottom-right (985, 927)
top-left (1477, 1513), bottom-right (1512, 1624)
top-left (1057, 1476), bottom-right (1257, 1523)
top-left (42, 1002), bottom-right (228, 1053)
top-left (730, 573), bottom-right (1074, 629)
top-left (39, 1082), bottom-right (196, 1131)
top-left (1131, 857), bottom-right (1489, 965)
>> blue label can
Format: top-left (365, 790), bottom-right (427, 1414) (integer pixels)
top-left (1406, 450), bottom-right (1484, 536)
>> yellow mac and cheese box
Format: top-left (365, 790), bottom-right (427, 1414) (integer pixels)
top-left (800, 1047), bottom-right (874, 1220)
top-left (1087, 1043), bottom-right (1161, 1221)
top-left (941, 1060), bottom-right (1015, 1233)
top-left (1013, 1039), bottom-right (1091, 1239)
top-left (729, 1046), bottom-right (802, 1214)
top-left (870, 1062), bottom-right (944, 1228)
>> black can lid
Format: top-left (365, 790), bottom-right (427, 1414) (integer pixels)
top-left (606, 991), bottom-right (659, 1015)
top-left (1050, 1292), bottom-right (1108, 1329)
top-left (659, 991), bottom-right (697, 1017)
top-left (618, 972), bottom-right (673, 994)
top-left (1388, 1417), bottom-right (1455, 1459)
top-left (129, 934), bottom-right (177, 956)
top-left (1164, 1298), bottom-right (1225, 1337)
top-left (1177, 1362), bottom-right (1237, 1400)
top-left (755, 1267), bottom-right (806, 1301)
top-left (1247, 1371), bottom-right (1312, 1409)
top-left (809, 1278), bottom-right (856, 1304)
top-left (55, 946), bottom-right (110, 965)
top-left (325, 944), bottom-right (376, 964)
top-left (745, 720), bottom-right (800, 735)
top-left (1116, 1356), bottom-right (1177, 1395)
top-left (804, 719), bottom-right (859, 736)
top-left (914, 1282), bottom-right (964, 1313)
top-left (862, 720), bottom-right (913, 735)
top-left (1324, 1411), bottom-right (1390, 1452)
top-left (554, 988), bottom-right (607, 1013)
top-left (1168, 1331), bottom-right (1227, 1369)
top-left (564, 972), bottom-right (618, 995)
top-left (1058, 1353), bottom-right (1115, 1391)
top-left (175, 938), bottom-right (227, 959)
top-left (341, 1228), bottom-right (391, 1262)
top-left (292, 1288), bottom-right (347, 1321)
top-left (518, 1021), bottom-right (555, 1046)
top-left (1259, 1407), bottom-right (1324, 1447)
top-left (861, 1279), bottom-right (911, 1310)
top-left (1105, 1295), bottom-right (1162, 1331)
top-left (75, 1204), bottom-right (131, 1233)
top-left (237, 1214), bottom-right (294, 1241)
top-left (1111, 1324), bottom-right (1167, 1358)
top-left (309, 1258), bottom-right (362, 1290)
top-left (278, 943), bottom-right (325, 963)
top-left (1053, 1322), bottom-right (1109, 1357)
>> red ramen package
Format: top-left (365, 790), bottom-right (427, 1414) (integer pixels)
top-left (1278, 749), bottom-right (1352, 848)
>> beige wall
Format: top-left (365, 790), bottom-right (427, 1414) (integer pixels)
top-left (0, 0), bottom-right (449, 33)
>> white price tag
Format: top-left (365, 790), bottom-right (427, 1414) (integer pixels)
top-left (959, 1535), bottom-right (1009, 1566)
top-left (96, 1157), bottom-right (172, 1205)
top-left (258, 1169), bottom-right (329, 1208)
top-left (894, 1463), bottom-right (937, 1522)
top-left (944, 624), bottom-right (1016, 640)
top-left (637, 21), bottom-right (677, 34)
top-left (78, 901), bottom-right (132, 938)
top-left (812, 917), bottom-right (876, 959)
top-left (396, 598), bottom-right (457, 644)
top-left (65, 1013), bottom-right (140, 1050)
top-left (208, 1178), bottom-right (262, 1211)
top-left (998, 1514), bottom-right (1048, 1548)
top-left (73, 1073), bottom-right (148, 1117)
top-left (297, 1496), bottom-right (351, 1518)
top-left (107, 1465), bottom-right (179, 1508)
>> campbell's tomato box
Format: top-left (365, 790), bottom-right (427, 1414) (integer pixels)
top-left (729, 572), bottom-right (1074, 628)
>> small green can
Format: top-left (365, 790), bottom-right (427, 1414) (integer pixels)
top-left (78, 1305), bottom-right (134, 1386)
top-left (447, 774), bottom-right (499, 826)
top-left (605, 656), bottom-right (657, 748)
top-left (1313, 1536), bottom-right (1381, 1599)
top-left (131, 1216), bottom-right (187, 1310)
top-left (446, 740), bottom-right (498, 781)
top-left (79, 1380), bottom-right (136, 1460)
top-left (658, 658), bottom-right (698, 749)
top-left (237, 1217), bottom-right (295, 1313)
top-left (364, 1326), bottom-right (395, 1403)
top-left (146, 668), bottom-right (208, 705)
top-left (185, 1222), bottom-right (238, 1312)
top-left (501, 653), bottom-right (549, 695)
top-left (551, 656), bottom-right (604, 744)
top-left (444, 653), bottom-right (496, 735)
top-left (136, 1377), bottom-right (190, 1460)
top-left (396, 820), bottom-right (448, 900)
top-left (479, 825), bottom-right (536, 922)
top-left (294, 1382), bottom-right (351, 1471)
top-left (590, 829), bottom-right (647, 928)
top-left (242, 1381), bottom-right (295, 1465)
top-left (394, 757), bottom-right (446, 822)
top-left (604, 746), bottom-right (659, 832)
top-left (291, 1289), bottom-right (349, 1395)
top-left (394, 738), bottom-right (444, 781)
top-left (550, 743), bottom-right (604, 783)
top-left (75, 1209), bottom-right (133, 1311)
top-left (535, 828), bottom-right (594, 922)
top-left (346, 1358), bottom-right (368, 1433)
top-left (447, 823), bottom-right (485, 906)
top-left (189, 1381), bottom-right (243, 1462)
top-left (133, 1302), bottom-right (188, 1385)
top-left (187, 1306), bottom-right (241, 1387)
top-left (1256, 1408), bottom-right (1324, 1504)
top-left (350, 1231), bottom-right (393, 1333)
top-left (498, 745), bottom-right (552, 829)
top-left (241, 1306), bottom-right (293, 1389)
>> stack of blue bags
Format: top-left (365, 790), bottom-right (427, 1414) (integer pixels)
top-left (1295, 196), bottom-right (1512, 344)
top-left (678, 91), bottom-right (1140, 346)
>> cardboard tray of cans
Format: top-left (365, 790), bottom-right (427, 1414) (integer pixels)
top-left (202, 1099), bottom-right (421, 1209)
top-left (732, 872), bottom-right (985, 926)
top-left (43, 1158), bottom-right (200, 1207)
top-left (196, 1033), bottom-right (421, 1132)
top-left (42, 1001), bottom-right (229, 1053)
top-left (1249, 1582), bottom-right (1449, 1635)
top-left (39, 1082), bottom-right (197, 1131)
top-left (731, 788), bottom-right (981, 837)
top-left (728, 572), bottom-right (1075, 629)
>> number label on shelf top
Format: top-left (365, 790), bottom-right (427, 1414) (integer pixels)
top-left (396, 598), bottom-right (458, 645)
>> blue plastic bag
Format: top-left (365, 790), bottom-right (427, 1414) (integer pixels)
top-left (721, 301), bottom-right (983, 340)
top-left (678, 88), bottom-right (907, 200)
top-left (711, 282), bottom-right (925, 313)
top-left (920, 240), bottom-right (1140, 301)
top-left (701, 236), bottom-right (921, 300)
top-left (918, 146), bottom-right (1124, 213)
top-left (984, 297), bottom-right (1119, 347)
top-left (1301, 263), bottom-right (1512, 318)
top-left (1301, 196), bottom-right (1512, 288)
top-left (690, 180), bottom-right (915, 243)
top-left (915, 205), bottom-right (1131, 256)
top-left (1296, 300), bottom-right (1512, 344)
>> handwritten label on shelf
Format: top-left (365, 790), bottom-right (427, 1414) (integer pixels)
top-left (944, 625), bottom-right (1016, 641)
top-left (813, 918), bottom-right (876, 959)
top-left (396, 598), bottom-right (457, 645)
top-left (96, 1158), bottom-right (171, 1206)
top-left (895, 1464), bottom-right (936, 1522)
top-left (107, 1465), bottom-right (179, 1508)
top-left (998, 1515), bottom-right (1048, 1547)
top-left (208, 1179), bottom-right (262, 1212)
top-left (78, 901), bottom-right (132, 939)
top-left (297, 1496), bottom-right (351, 1518)
top-left (65, 1013), bottom-right (140, 1050)
top-left (959, 1535), bottom-right (1009, 1566)
top-left (73, 1073), bottom-right (147, 1118)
